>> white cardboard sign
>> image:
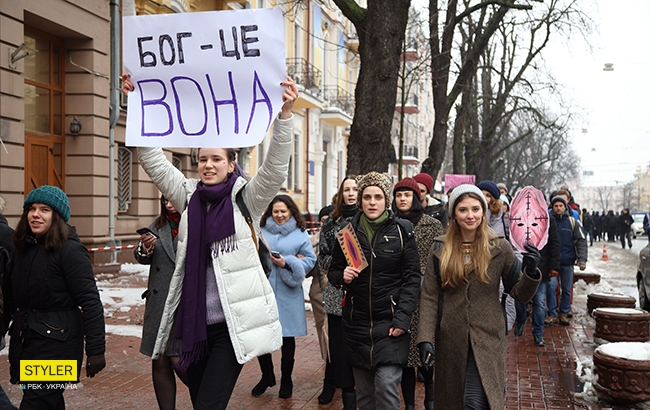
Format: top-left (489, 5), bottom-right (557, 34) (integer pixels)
top-left (123, 8), bottom-right (286, 148)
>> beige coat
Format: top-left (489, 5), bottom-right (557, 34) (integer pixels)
top-left (416, 236), bottom-right (540, 409)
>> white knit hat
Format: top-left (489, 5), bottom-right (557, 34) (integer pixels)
top-left (447, 184), bottom-right (488, 215)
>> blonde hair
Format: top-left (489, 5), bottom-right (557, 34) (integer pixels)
top-left (440, 192), bottom-right (496, 288)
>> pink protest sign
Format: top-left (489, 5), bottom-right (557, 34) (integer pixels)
top-left (509, 186), bottom-right (549, 253)
top-left (444, 174), bottom-right (476, 193)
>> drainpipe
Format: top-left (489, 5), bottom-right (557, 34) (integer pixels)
top-left (108, 0), bottom-right (121, 263)
top-left (305, 0), bottom-right (310, 212)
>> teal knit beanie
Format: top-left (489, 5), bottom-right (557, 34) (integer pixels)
top-left (24, 185), bottom-right (71, 222)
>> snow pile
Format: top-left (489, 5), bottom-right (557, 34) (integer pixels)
top-left (574, 355), bottom-right (599, 403)
top-left (594, 307), bottom-right (645, 315)
top-left (98, 263), bottom-right (148, 336)
top-left (597, 342), bottom-right (650, 361)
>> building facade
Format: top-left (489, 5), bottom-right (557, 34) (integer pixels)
top-left (0, 0), bottom-right (359, 263)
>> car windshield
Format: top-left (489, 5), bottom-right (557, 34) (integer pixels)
top-left (633, 214), bottom-right (645, 223)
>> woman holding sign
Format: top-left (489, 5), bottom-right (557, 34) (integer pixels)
top-left (416, 185), bottom-right (541, 410)
top-left (122, 74), bottom-right (298, 410)
top-left (328, 172), bottom-right (421, 410)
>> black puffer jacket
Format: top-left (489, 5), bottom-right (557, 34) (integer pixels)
top-left (328, 211), bottom-right (421, 370)
top-left (3, 226), bottom-right (105, 384)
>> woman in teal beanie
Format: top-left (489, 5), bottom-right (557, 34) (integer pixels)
top-left (3, 185), bottom-right (106, 409)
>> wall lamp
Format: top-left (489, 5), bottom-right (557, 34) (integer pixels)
top-left (70, 117), bottom-right (82, 139)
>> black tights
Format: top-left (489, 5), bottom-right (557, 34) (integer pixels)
top-left (281, 336), bottom-right (295, 361)
top-left (401, 366), bottom-right (433, 405)
top-left (152, 355), bottom-right (189, 410)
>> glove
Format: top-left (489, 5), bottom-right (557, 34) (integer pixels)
top-left (86, 353), bottom-right (106, 378)
top-left (418, 342), bottom-right (435, 369)
top-left (578, 261), bottom-right (586, 271)
top-left (522, 244), bottom-right (541, 279)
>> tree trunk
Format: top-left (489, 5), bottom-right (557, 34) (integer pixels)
top-left (334, 0), bottom-right (411, 175)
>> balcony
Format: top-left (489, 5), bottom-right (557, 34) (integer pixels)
top-left (321, 86), bottom-right (354, 126)
top-left (345, 33), bottom-right (360, 53)
top-left (286, 58), bottom-right (323, 109)
top-left (395, 93), bottom-right (419, 114)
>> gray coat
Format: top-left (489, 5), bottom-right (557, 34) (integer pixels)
top-left (416, 235), bottom-right (540, 409)
top-left (133, 220), bottom-right (177, 357)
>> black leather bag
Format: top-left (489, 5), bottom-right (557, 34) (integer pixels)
top-left (235, 189), bottom-right (272, 277)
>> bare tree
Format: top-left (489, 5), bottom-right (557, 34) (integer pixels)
top-left (462, 0), bottom-right (592, 181)
top-left (494, 108), bottom-right (580, 195)
top-left (396, 8), bottom-right (431, 179)
top-left (332, 0), bottom-right (412, 174)
top-left (421, 0), bottom-right (535, 179)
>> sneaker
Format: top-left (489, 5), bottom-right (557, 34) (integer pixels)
top-left (534, 334), bottom-right (546, 346)
top-left (514, 322), bottom-right (525, 337)
top-left (559, 312), bottom-right (570, 326)
top-left (544, 315), bottom-right (558, 326)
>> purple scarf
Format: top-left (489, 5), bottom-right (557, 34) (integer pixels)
top-left (175, 172), bottom-right (238, 370)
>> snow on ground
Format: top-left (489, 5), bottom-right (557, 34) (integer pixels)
top-left (98, 263), bottom-right (148, 337)
top-left (571, 238), bottom-right (650, 407)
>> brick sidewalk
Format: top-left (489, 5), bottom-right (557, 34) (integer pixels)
top-left (2, 313), bottom-right (628, 410)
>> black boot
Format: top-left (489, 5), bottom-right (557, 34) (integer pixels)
top-left (317, 361), bottom-right (336, 404)
top-left (342, 390), bottom-right (357, 410)
top-left (424, 383), bottom-right (434, 410)
top-left (278, 358), bottom-right (294, 398)
top-left (251, 354), bottom-right (275, 396)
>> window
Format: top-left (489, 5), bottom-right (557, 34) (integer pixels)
top-left (172, 156), bottom-right (182, 171)
top-left (117, 147), bottom-right (133, 213)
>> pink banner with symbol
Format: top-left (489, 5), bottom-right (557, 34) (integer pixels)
top-left (444, 174), bottom-right (476, 193)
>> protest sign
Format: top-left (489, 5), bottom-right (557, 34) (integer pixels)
top-left (509, 186), bottom-right (549, 254)
top-left (122, 8), bottom-right (286, 148)
top-left (443, 174), bottom-right (476, 193)
top-left (336, 222), bottom-right (369, 271)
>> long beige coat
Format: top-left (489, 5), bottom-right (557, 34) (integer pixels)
top-left (416, 235), bottom-right (540, 409)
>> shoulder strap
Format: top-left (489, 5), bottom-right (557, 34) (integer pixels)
top-left (235, 188), bottom-right (259, 254)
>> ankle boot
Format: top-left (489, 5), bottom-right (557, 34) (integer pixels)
top-left (342, 391), bottom-right (357, 410)
top-left (317, 361), bottom-right (336, 404)
top-left (278, 358), bottom-right (294, 398)
top-left (251, 354), bottom-right (275, 396)
top-left (424, 383), bottom-right (434, 410)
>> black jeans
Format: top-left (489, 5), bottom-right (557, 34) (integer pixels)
top-left (20, 385), bottom-right (65, 410)
top-left (327, 314), bottom-right (355, 389)
top-left (187, 322), bottom-right (243, 410)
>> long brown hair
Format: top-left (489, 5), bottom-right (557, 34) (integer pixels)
top-left (13, 209), bottom-right (69, 251)
top-left (330, 175), bottom-right (357, 221)
top-left (260, 195), bottom-right (306, 231)
top-left (440, 192), bottom-right (495, 288)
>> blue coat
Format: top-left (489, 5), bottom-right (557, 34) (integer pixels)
top-left (261, 216), bottom-right (316, 337)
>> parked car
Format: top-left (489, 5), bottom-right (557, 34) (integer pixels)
top-left (638, 242), bottom-right (650, 311)
top-left (632, 213), bottom-right (646, 237)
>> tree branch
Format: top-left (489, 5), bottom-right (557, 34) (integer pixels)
top-left (455, 0), bottom-right (532, 25)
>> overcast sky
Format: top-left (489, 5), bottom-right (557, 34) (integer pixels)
top-left (411, 0), bottom-right (650, 187)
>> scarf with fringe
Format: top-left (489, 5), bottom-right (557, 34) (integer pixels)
top-left (175, 172), bottom-right (238, 369)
